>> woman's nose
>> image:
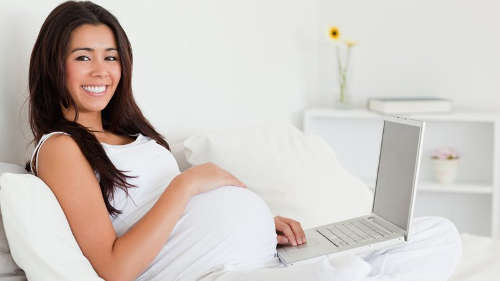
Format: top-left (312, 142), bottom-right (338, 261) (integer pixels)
top-left (90, 60), bottom-right (109, 77)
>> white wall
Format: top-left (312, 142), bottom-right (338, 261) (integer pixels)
top-left (315, 0), bottom-right (500, 109)
top-left (1, 0), bottom-right (499, 165)
top-left (0, 0), bottom-right (318, 164)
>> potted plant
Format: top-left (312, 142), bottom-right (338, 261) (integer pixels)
top-left (431, 147), bottom-right (460, 184)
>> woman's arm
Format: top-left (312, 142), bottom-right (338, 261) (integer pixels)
top-left (37, 135), bottom-right (245, 281)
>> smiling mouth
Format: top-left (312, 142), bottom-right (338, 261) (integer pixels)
top-left (81, 85), bottom-right (108, 95)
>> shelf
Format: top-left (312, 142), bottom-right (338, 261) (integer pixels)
top-left (365, 180), bottom-right (493, 195)
top-left (417, 181), bottom-right (493, 194)
top-left (403, 113), bottom-right (500, 122)
top-left (304, 107), bottom-right (500, 237)
top-left (304, 107), bottom-right (500, 122)
top-left (305, 108), bottom-right (378, 119)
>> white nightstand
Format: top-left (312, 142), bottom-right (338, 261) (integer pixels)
top-left (303, 107), bottom-right (500, 238)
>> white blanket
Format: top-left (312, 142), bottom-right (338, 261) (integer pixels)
top-left (448, 233), bottom-right (500, 281)
top-left (198, 217), bottom-right (463, 281)
top-left (198, 254), bottom-right (371, 281)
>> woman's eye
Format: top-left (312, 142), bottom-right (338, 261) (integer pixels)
top-left (106, 56), bottom-right (119, 61)
top-left (76, 56), bottom-right (90, 61)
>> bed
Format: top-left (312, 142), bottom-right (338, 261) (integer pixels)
top-left (449, 233), bottom-right (500, 281)
top-left (0, 123), bottom-right (498, 281)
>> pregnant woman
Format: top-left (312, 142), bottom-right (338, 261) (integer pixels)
top-left (27, 2), bottom-right (461, 281)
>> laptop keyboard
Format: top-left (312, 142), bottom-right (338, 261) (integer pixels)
top-left (317, 217), bottom-right (396, 247)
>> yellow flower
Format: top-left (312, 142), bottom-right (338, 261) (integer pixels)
top-left (344, 40), bottom-right (358, 47)
top-left (329, 26), bottom-right (340, 40)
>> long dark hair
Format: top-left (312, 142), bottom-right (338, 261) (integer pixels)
top-left (27, 1), bottom-right (170, 216)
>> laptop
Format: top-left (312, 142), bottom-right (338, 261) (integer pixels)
top-left (277, 115), bottom-right (425, 265)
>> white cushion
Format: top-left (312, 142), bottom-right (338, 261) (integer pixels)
top-left (0, 162), bottom-right (27, 279)
top-left (170, 142), bottom-right (190, 172)
top-left (0, 162), bottom-right (26, 176)
top-left (183, 122), bottom-right (373, 229)
top-left (0, 173), bottom-right (104, 281)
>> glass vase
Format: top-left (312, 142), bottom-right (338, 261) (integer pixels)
top-left (335, 68), bottom-right (352, 109)
top-left (334, 45), bottom-right (353, 109)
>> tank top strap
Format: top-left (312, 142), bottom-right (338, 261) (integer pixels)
top-left (30, 131), bottom-right (70, 175)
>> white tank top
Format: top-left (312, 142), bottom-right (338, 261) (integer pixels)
top-left (32, 132), bottom-right (279, 281)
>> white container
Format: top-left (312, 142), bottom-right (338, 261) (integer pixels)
top-left (432, 159), bottom-right (459, 184)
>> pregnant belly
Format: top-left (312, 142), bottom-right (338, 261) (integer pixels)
top-left (141, 186), bottom-right (279, 281)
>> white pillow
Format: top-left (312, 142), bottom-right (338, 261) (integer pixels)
top-left (170, 141), bottom-right (190, 172)
top-left (0, 162), bottom-right (27, 279)
top-left (0, 163), bottom-right (26, 176)
top-left (0, 173), bottom-right (104, 281)
top-left (183, 122), bottom-right (373, 229)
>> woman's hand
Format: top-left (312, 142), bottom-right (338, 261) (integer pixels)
top-left (274, 216), bottom-right (307, 246)
top-left (177, 162), bottom-right (247, 196)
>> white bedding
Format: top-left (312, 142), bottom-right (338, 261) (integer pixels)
top-left (197, 232), bottom-right (500, 281)
top-left (0, 232), bottom-right (495, 281)
top-left (195, 216), bottom-right (463, 281)
top-left (449, 234), bottom-right (500, 281)
top-left (0, 149), bottom-right (498, 281)
top-left (197, 255), bottom-right (371, 281)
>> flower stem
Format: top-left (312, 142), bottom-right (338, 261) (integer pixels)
top-left (336, 45), bottom-right (343, 85)
top-left (336, 45), bottom-right (352, 104)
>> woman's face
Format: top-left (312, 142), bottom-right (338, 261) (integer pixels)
top-left (64, 24), bottom-right (121, 116)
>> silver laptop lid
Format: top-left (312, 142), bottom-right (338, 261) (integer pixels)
top-left (372, 116), bottom-right (425, 240)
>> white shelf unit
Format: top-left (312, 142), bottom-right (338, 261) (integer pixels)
top-left (303, 108), bottom-right (500, 238)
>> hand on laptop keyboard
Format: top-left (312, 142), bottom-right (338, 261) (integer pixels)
top-left (275, 216), bottom-right (307, 246)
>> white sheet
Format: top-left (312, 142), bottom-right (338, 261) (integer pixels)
top-left (199, 232), bottom-right (500, 281)
top-left (448, 233), bottom-right (500, 281)
top-left (197, 255), bottom-right (371, 281)
top-left (0, 162), bottom-right (490, 281)
top-left (198, 217), bottom-right (462, 281)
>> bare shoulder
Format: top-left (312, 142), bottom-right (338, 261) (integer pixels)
top-left (38, 134), bottom-right (81, 160)
top-left (37, 133), bottom-right (96, 191)
top-left (37, 133), bottom-right (91, 172)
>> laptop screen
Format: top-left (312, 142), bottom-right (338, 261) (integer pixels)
top-left (372, 119), bottom-right (422, 232)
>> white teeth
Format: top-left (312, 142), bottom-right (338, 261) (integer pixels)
top-left (82, 85), bottom-right (106, 93)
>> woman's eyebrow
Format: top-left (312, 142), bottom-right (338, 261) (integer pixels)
top-left (70, 47), bottom-right (118, 53)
